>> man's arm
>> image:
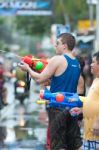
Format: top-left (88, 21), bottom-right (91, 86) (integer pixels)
top-left (19, 56), bottom-right (60, 84)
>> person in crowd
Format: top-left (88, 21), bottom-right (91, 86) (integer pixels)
top-left (0, 58), bottom-right (8, 107)
top-left (76, 56), bottom-right (86, 129)
top-left (46, 55), bottom-right (86, 150)
top-left (83, 55), bottom-right (93, 94)
top-left (77, 56), bottom-right (86, 97)
top-left (71, 51), bottom-right (99, 150)
top-left (83, 51), bottom-right (99, 150)
top-left (18, 33), bottom-right (82, 150)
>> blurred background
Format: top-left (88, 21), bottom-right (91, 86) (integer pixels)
top-left (0, 0), bottom-right (98, 57)
top-left (0, 0), bottom-right (99, 149)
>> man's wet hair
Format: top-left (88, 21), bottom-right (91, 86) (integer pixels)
top-left (58, 33), bottom-right (76, 51)
top-left (93, 51), bottom-right (99, 64)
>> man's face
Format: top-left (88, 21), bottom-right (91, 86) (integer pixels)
top-left (55, 38), bottom-right (66, 55)
top-left (91, 56), bottom-right (99, 77)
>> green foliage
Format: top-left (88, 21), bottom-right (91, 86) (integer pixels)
top-left (14, 0), bottom-right (89, 35)
top-left (0, 40), bottom-right (4, 49)
top-left (0, 17), bottom-right (5, 24)
top-left (18, 49), bottom-right (29, 56)
top-left (4, 47), bottom-right (10, 52)
top-left (54, 0), bottom-right (88, 25)
top-left (14, 16), bottom-right (52, 35)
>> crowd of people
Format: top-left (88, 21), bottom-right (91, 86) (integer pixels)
top-left (0, 56), bottom-right (8, 108)
top-left (1, 32), bottom-right (99, 150)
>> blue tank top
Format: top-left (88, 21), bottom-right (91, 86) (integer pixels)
top-left (50, 55), bottom-right (80, 93)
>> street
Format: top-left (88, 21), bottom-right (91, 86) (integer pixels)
top-left (0, 79), bottom-right (47, 150)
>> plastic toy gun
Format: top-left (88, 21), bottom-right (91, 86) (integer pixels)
top-left (37, 90), bottom-right (84, 110)
top-left (21, 55), bottom-right (48, 73)
top-left (0, 50), bottom-right (48, 73)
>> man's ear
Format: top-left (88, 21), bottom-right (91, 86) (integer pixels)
top-left (63, 44), bottom-right (67, 49)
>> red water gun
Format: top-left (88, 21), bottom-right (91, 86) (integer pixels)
top-left (21, 55), bottom-right (48, 73)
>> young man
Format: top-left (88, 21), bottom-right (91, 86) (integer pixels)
top-left (19, 33), bottom-right (82, 150)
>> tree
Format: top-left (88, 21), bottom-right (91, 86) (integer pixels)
top-left (14, 0), bottom-right (89, 35)
top-left (54, 0), bottom-right (88, 27)
top-left (14, 16), bottom-right (52, 35)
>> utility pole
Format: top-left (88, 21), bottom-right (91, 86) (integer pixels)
top-left (60, 0), bottom-right (69, 24)
top-left (89, 3), bottom-right (94, 27)
top-left (87, 0), bottom-right (99, 52)
top-left (95, 0), bottom-right (99, 52)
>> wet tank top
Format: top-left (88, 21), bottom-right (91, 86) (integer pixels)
top-left (50, 55), bottom-right (80, 93)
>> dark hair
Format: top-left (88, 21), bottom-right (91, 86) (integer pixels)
top-left (93, 51), bottom-right (99, 64)
top-left (76, 56), bottom-right (85, 72)
top-left (58, 33), bottom-right (76, 51)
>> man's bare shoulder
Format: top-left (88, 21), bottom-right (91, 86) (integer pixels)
top-left (50, 55), bottom-right (64, 62)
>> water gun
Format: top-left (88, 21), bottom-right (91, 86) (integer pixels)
top-left (21, 55), bottom-right (48, 73)
top-left (37, 90), bottom-right (85, 110)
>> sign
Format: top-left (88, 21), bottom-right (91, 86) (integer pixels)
top-left (56, 24), bottom-right (71, 37)
top-left (78, 20), bottom-right (96, 31)
top-left (87, 0), bottom-right (98, 4)
top-left (51, 24), bottom-right (71, 38)
top-left (0, 0), bottom-right (53, 15)
top-left (51, 24), bottom-right (71, 45)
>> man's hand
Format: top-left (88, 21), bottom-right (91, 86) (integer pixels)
top-left (92, 116), bottom-right (99, 136)
top-left (40, 79), bottom-right (51, 87)
top-left (70, 107), bottom-right (82, 116)
top-left (18, 62), bottom-right (30, 72)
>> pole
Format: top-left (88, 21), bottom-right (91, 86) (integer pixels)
top-left (95, 0), bottom-right (99, 52)
top-left (60, 0), bottom-right (68, 24)
top-left (89, 3), bottom-right (94, 27)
